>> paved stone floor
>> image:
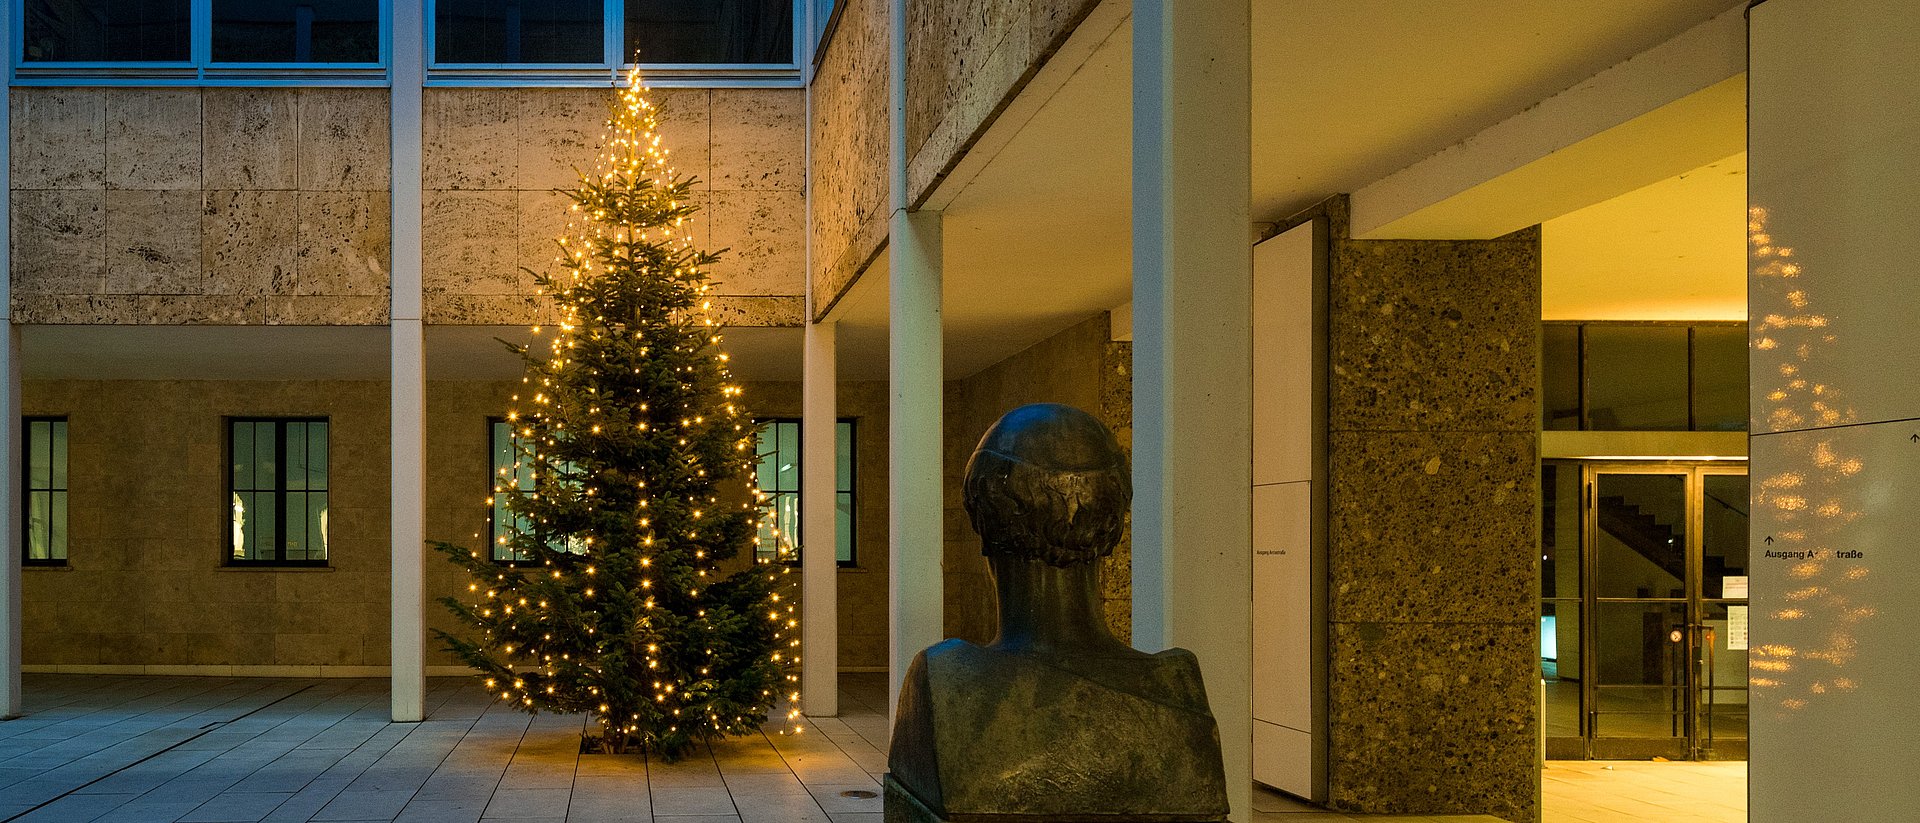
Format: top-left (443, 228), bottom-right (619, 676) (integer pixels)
top-left (2, 672), bottom-right (1737, 823)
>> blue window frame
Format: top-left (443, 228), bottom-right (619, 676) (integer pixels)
top-left (427, 0), bottom-right (801, 85)
top-left (754, 417), bottom-right (854, 566)
top-left (14, 0), bottom-right (389, 84)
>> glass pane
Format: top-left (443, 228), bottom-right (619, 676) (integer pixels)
top-left (1593, 686), bottom-right (1685, 738)
top-left (27, 492), bottom-right (52, 561)
top-left (626, 0), bottom-right (794, 64)
top-left (232, 491), bottom-right (252, 559)
top-left (29, 421), bottom-right (52, 489)
top-left (212, 0), bottom-right (379, 63)
top-left (836, 420), bottom-right (853, 490)
top-left (50, 421), bottom-right (69, 489)
top-left (756, 424), bottom-right (777, 491)
top-left (836, 490), bottom-right (853, 564)
top-left (307, 421), bottom-right (329, 489)
top-left (1541, 462), bottom-right (1581, 599)
top-left (1595, 473), bottom-right (1687, 599)
top-left (1692, 325), bottom-right (1748, 432)
top-left (1541, 325), bottom-right (1581, 430)
top-left (1699, 601), bottom-right (1748, 735)
top-left (23, 0), bottom-right (191, 62)
top-left (233, 422), bottom-right (255, 491)
top-left (1586, 326), bottom-right (1690, 430)
top-left (50, 491), bottom-right (69, 560)
top-left (1542, 600), bottom-right (1580, 738)
top-left (775, 422), bottom-right (799, 491)
top-left (255, 423), bottom-right (278, 489)
top-left (256, 492), bottom-right (278, 561)
top-left (1702, 473), bottom-right (1749, 599)
top-left (309, 491), bottom-right (329, 560)
top-left (1595, 601), bottom-right (1689, 686)
top-left (286, 491), bottom-right (308, 557)
top-left (286, 422), bottom-right (309, 491)
top-left (435, 0), bottom-right (603, 64)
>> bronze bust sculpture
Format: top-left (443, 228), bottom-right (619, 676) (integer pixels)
top-left (886, 403), bottom-right (1228, 822)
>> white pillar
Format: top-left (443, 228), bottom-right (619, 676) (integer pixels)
top-left (802, 320), bottom-right (840, 716)
top-left (0, 0), bottom-right (20, 719)
top-left (887, 0), bottom-right (943, 724)
top-left (1132, 1), bottom-right (1252, 819)
top-left (389, 0), bottom-right (427, 723)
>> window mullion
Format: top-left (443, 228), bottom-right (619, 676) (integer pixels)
top-left (192, 0), bottom-right (214, 73)
top-left (275, 422), bottom-right (289, 562)
top-left (605, 0), bottom-right (624, 67)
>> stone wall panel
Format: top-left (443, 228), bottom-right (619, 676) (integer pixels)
top-left (422, 89), bottom-right (517, 190)
top-left (105, 189), bottom-right (201, 295)
top-left (710, 89), bottom-right (802, 191)
top-left (105, 89), bottom-right (201, 191)
top-left (297, 190), bottom-right (392, 296)
top-left (298, 88), bottom-right (391, 191)
top-left (203, 190), bottom-right (298, 295)
top-left (203, 88), bottom-right (300, 190)
top-left (12, 189), bottom-right (105, 294)
top-left (11, 88), bottom-right (105, 190)
top-left (709, 189), bottom-right (804, 294)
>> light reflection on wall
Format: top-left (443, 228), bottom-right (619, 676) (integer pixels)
top-left (1749, 205), bottom-right (1874, 714)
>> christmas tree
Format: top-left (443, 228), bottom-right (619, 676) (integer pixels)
top-left (435, 68), bottom-right (798, 758)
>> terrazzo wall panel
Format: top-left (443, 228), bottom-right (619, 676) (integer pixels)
top-left (1325, 199), bottom-right (1540, 823)
top-left (9, 88), bottom-right (392, 325)
top-left (940, 313), bottom-right (1126, 644)
top-left (808, 0), bottom-right (889, 317)
top-left (420, 87), bottom-right (805, 327)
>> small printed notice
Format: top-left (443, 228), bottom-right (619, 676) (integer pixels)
top-left (1727, 605), bottom-right (1749, 651)
top-left (1723, 576), bottom-right (1750, 599)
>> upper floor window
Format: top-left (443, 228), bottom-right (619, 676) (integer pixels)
top-left (754, 418), bottom-right (854, 566)
top-left (1543, 321), bottom-right (1748, 433)
top-left (229, 418), bottom-right (330, 566)
top-left (24, 417), bottom-right (68, 566)
top-left (430, 0), bottom-right (798, 81)
top-left (18, 0), bottom-right (384, 82)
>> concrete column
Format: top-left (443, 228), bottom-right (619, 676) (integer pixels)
top-left (1750, 2), bottom-right (1920, 820)
top-left (0, 0), bottom-right (19, 719)
top-left (887, 0), bottom-right (943, 719)
top-left (1131, 1), bottom-right (1252, 819)
top-left (389, 0), bottom-right (427, 723)
top-left (802, 320), bottom-right (840, 717)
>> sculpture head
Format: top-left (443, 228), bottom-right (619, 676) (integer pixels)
top-left (963, 404), bottom-right (1131, 567)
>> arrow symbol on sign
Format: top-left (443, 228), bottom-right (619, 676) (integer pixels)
top-left (1765, 536), bottom-right (1775, 545)
top-left (1911, 433), bottom-right (1918, 443)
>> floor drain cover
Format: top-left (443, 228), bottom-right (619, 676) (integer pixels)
top-left (840, 790), bottom-right (879, 799)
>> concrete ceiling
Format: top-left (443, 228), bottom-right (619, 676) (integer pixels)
top-left (830, 0), bottom-right (1749, 379)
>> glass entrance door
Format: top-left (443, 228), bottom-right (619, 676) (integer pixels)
top-left (1540, 462), bottom-right (1749, 760)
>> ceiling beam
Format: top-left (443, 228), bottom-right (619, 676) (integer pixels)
top-left (1350, 5), bottom-right (1746, 240)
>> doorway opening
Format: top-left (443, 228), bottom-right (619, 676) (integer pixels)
top-left (1542, 460), bottom-right (1749, 761)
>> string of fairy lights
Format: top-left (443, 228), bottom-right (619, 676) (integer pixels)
top-left (457, 65), bottom-right (802, 749)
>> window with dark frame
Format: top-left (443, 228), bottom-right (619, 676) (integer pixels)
top-left (1540, 321), bottom-right (1749, 433)
top-left (753, 418), bottom-right (854, 566)
top-left (21, 0), bottom-right (381, 65)
top-left (24, 417), bottom-right (69, 566)
top-left (228, 418), bottom-right (330, 565)
top-left (487, 418), bottom-right (585, 563)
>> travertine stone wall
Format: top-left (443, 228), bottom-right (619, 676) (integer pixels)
top-left (421, 87), bottom-right (806, 326)
top-left (904, 0), bottom-right (1098, 199)
top-left (808, 0), bottom-right (889, 316)
top-left (941, 313), bottom-right (1125, 644)
top-left (1325, 198), bottom-right (1540, 823)
top-left (20, 380), bottom-right (393, 671)
top-left (10, 88), bottom-right (393, 325)
top-left (809, 0), bottom-right (1098, 319)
